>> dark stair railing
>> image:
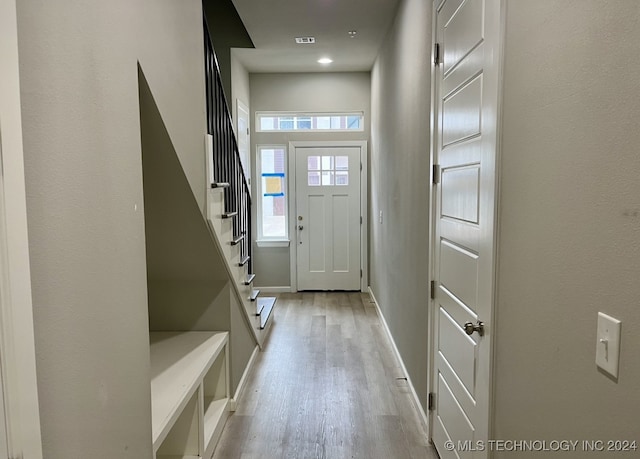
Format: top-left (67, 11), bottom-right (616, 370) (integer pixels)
top-left (204, 18), bottom-right (252, 274)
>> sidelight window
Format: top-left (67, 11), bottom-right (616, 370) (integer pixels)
top-left (256, 146), bottom-right (288, 243)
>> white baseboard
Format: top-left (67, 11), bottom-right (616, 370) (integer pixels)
top-left (254, 286), bottom-right (292, 293)
top-left (228, 344), bottom-right (259, 411)
top-left (368, 287), bottom-right (429, 431)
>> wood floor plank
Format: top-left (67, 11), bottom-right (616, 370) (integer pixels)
top-left (213, 292), bottom-right (437, 459)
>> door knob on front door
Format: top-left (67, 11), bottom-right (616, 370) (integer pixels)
top-left (298, 225), bottom-right (304, 230)
top-left (463, 321), bottom-right (485, 337)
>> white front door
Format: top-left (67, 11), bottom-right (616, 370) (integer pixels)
top-left (431, 0), bottom-right (501, 457)
top-left (295, 146), bottom-right (361, 291)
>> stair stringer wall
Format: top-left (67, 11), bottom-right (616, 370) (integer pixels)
top-left (140, 66), bottom-right (258, 398)
top-left (205, 137), bottom-right (272, 349)
top-left (206, 186), bottom-right (267, 349)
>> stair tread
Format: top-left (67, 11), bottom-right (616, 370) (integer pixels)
top-left (243, 273), bottom-right (256, 285)
top-left (249, 289), bottom-right (260, 302)
top-left (259, 297), bottom-right (276, 330)
top-left (211, 182), bottom-right (230, 189)
top-left (256, 295), bottom-right (274, 316)
top-left (222, 211), bottom-right (237, 219)
top-left (231, 234), bottom-right (244, 246)
top-left (238, 255), bottom-right (250, 266)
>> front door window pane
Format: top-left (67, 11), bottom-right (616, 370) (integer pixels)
top-left (335, 156), bottom-right (349, 170)
top-left (336, 171), bottom-right (349, 186)
top-left (308, 156), bottom-right (320, 171)
top-left (321, 171), bottom-right (334, 186)
top-left (308, 172), bottom-right (321, 186)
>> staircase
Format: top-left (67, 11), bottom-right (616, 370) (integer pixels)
top-left (203, 20), bottom-right (275, 348)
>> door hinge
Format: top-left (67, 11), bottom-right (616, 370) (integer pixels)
top-left (432, 164), bottom-right (441, 184)
top-left (430, 280), bottom-right (436, 299)
top-left (428, 392), bottom-right (435, 411)
top-left (360, 269), bottom-right (363, 278)
top-left (434, 42), bottom-right (441, 66)
top-left (360, 216), bottom-right (363, 225)
top-left (360, 162), bottom-right (363, 171)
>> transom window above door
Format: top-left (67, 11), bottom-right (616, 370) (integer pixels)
top-left (256, 112), bottom-right (364, 132)
top-left (307, 155), bottom-right (349, 186)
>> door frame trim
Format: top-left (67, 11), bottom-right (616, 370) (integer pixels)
top-left (288, 140), bottom-right (368, 293)
top-left (236, 98), bottom-right (251, 193)
top-left (426, 0), bottom-right (439, 441)
top-left (0, 1), bottom-right (44, 456)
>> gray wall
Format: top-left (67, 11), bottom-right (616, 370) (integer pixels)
top-left (371, 0), bottom-right (640, 447)
top-left (493, 1), bottom-right (640, 455)
top-left (231, 52), bottom-right (251, 131)
top-left (203, 0), bottom-right (253, 102)
top-left (231, 52), bottom-right (252, 182)
top-left (140, 14), bottom-right (256, 401)
top-left (15, 0), bottom-right (248, 456)
top-left (250, 72), bottom-right (371, 288)
top-left (139, 68), bottom-right (231, 337)
top-left (369, 0), bottom-right (431, 412)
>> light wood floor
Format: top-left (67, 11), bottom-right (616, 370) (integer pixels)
top-left (213, 292), bottom-right (439, 459)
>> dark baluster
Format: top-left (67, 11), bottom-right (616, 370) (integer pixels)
top-left (217, 83), bottom-right (223, 186)
top-left (204, 17), bottom-right (252, 271)
top-left (247, 186), bottom-right (252, 273)
top-left (241, 172), bottom-right (246, 261)
top-left (238, 185), bottom-right (242, 258)
top-left (233, 144), bottom-right (238, 234)
top-left (245, 188), bottom-right (250, 268)
top-left (242, 188), bottom-right (246, 258)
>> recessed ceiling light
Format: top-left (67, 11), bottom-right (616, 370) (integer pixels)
top-left (295, 37), bottom-right (316, 44)
top-left (317, 57), bottom-right (333, 64)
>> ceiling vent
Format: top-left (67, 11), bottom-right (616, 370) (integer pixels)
top-left (295, 37), bottom-right (316, 44)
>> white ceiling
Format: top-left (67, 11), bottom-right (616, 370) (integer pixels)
top-left (231, 0), bottom-right (402, 73)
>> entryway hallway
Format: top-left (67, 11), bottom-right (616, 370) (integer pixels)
top-left (213, 292), bottom-right (438, 459)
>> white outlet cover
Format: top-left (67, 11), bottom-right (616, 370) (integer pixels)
top-left (595, 312), bottom-right (621, 378)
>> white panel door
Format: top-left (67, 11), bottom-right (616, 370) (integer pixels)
top-left (296, 147), bottom-right (361, 291)
top-left (431, 0), bottom-right (501, 458)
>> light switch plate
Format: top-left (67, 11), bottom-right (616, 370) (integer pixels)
top-left (596, 312), bottom-right (621, 378)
